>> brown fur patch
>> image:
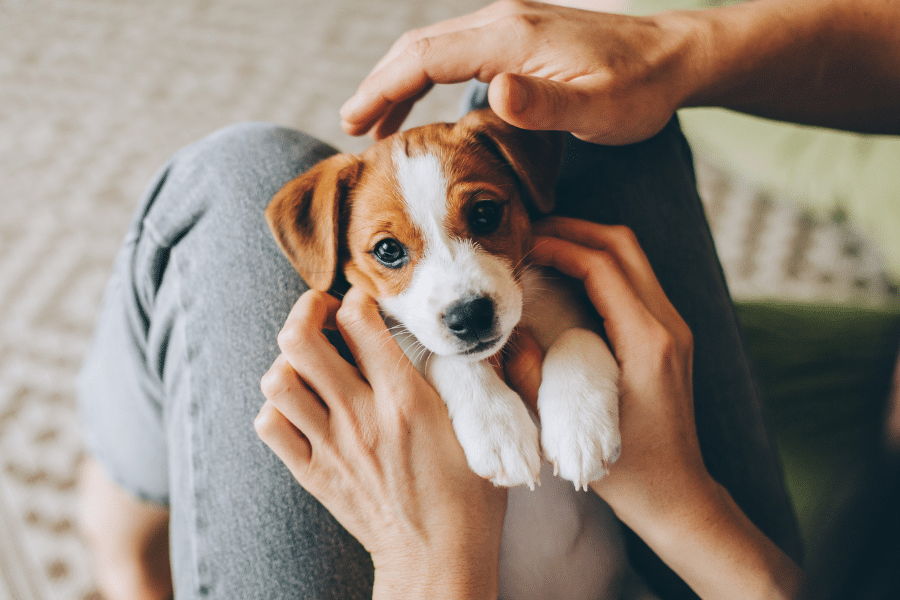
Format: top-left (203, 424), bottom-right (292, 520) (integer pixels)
top-left (276, 110), bottom-right (557, 300)
top-left (341, 138), bottom-right (422, 299)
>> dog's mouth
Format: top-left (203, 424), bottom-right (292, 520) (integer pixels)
top-left (462, 336), bottom-right (503, 356)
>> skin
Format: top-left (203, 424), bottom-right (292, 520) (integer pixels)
top-left (77, 458), bottom-right (173, 600)
top-left (256, 287), bottom-right (507, 600)
top-left (888, 359), bottom-right (900, 451)
top-left (257, 219), bottom-right (803, 599)
top-left (530, 219), bottom-right (802, 600)
top-left (340, 0), bottom-right (900, 143)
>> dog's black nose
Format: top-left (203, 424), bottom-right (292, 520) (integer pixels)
top-left (443, 296), bottom-right (495, 342)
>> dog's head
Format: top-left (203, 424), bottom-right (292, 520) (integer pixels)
top-left (267, 109), bottom-right (563, 360)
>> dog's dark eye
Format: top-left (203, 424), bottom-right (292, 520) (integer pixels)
top-left (372, 238), bottom-right (408, 269)
top-left (469, 200), bottom-right (502, 236)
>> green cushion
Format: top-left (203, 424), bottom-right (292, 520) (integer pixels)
top-left (736, 302), bottom-right (900, 551)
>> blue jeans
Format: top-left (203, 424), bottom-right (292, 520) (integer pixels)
top-left (78, 87), bottom-right (802, 599)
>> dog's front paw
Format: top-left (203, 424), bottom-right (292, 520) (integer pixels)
top-left (428, 355), bottom-right (541, 489)
top-left (541, 399), bottom-right (620, 491)
top-left (454, 387), bottom-right (542, 489)
top-left (539, 329), bottom-right (621, 491)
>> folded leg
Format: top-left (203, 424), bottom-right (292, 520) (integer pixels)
top-left (78, 123), bottom-right (374, 599)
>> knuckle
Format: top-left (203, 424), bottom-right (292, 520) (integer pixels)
top-left (493, 0), bottom-right (529, 17)
top-left (335, 299), bottom-right (366, 330)
top-left (500, 11), bottom-right (540, 36)
top-left (646, 320), bottom-right (678, 358)
top-left (608, 224), bottom-right (638, 247)
top-left (276, 323), bottom-right (311, 354)
top-left (259, 365), bottom-right (289, 400)
top-left (674, 320), bottom-right (694, 356)
top-left (396, 29), bottom-right (418, 48)
top-left (253, 402), bottom-right (281, 440)
top-left (304, 289), bottom-right (330, 312)
top-left (394, 28), bottom-right (425, 57)
top-left (406, 36), bottom-right (434, 64)
top-left (590, 249), bottom-right (618, 273)
top-left (279, 292), bottom-right (328, 352)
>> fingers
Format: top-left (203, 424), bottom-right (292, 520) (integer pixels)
top-left (369, 5), bottom-right (502, 75)
top-left (340, 0), bottom-right (540, 136)
top-left (260, 354), bottom-right (329, 445)
top-left (370, 85), bottom-right (431, 140)
top-left (488, 73), bottom-right (606, 135)
top-left (339, 1), bottom-right (606, 137)
top-left (254, 401), bottom-right (312, 476)
top-left (341, 24), bottom-right (507, 136)
top-left (533, 218), bottom-right (661, 297)
top-left (277, 290), bottom-right (368, 407)
top-left (268, 287), bottom-right (422, 435)
top-left (532, 218), bottom-right (684, 330)
top-left (529, 233), bottom-right (658, 346)
top-left (335, 287), bottom-right (416, 394)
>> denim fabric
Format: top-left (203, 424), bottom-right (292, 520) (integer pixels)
top-left (78, 124), bottom-right (373, 598)
top-left (78, 91), bottom-right (801, 598)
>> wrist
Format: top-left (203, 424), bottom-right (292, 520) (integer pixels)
top-left (597, 464), bottom-right (724, 543)
top-left (675, 0), bottom-right (792, 110)
top-left (373, 551), bottom-right (499, 600)
top-left (371, 532), bottom-right (500, 600)
top-left (601, 473), bottom-right (802, 600)
top-left (645, 9), bottom-right (718, 113)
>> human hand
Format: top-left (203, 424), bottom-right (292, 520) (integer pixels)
top-left (512, 217), bottom-right (803, 599)
top-left (512, 217), bottom-right (715, 523)
top-left (255, 287), bottom-right (506, 600)
top-left (340, 0), bottom-right (701, 144)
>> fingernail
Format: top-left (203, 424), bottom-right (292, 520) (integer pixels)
top-left (508, 77), bottom-right (529, 114)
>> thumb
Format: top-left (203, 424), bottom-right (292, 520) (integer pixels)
top-left (488, 73), bottom-right (597, 135)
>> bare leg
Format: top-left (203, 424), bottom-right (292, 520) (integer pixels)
top-left (78, 457), bottom-right (173, 600)
top-left (887, 353), bottom-right (900, 450)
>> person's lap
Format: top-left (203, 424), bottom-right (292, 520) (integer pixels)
top-left (78, 93), bottom-right (801, 599)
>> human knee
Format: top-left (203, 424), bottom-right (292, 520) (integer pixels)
top-left (178, 122), bottom-right (337, 178)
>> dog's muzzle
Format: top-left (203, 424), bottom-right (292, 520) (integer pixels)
top-left (442, 295), bottom-right (499, 349)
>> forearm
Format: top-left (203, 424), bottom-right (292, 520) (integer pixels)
top-left (674, 0), bottom-right (900, 134)
top-left (602, 475), bottom-right (802, 600)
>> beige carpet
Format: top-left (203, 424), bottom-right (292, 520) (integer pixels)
top-left (1, 1), bottom-right (896, 599)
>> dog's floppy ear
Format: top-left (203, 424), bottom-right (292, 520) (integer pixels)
top-left (266, 153), bottom-right (361, 291)
top-left (458, 108), bottom-right (564, 214)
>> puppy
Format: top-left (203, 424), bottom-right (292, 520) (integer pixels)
top-left (268, 109), bottom-right (645, 599)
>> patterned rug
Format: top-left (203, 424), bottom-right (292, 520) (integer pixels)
top-left (0, 1), bottom-right (896, 599)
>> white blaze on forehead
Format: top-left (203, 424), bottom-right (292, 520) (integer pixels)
top-left (384, 146), bottom-right (523, 358)
top-left (394, 148), bottom-right (451, 253)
